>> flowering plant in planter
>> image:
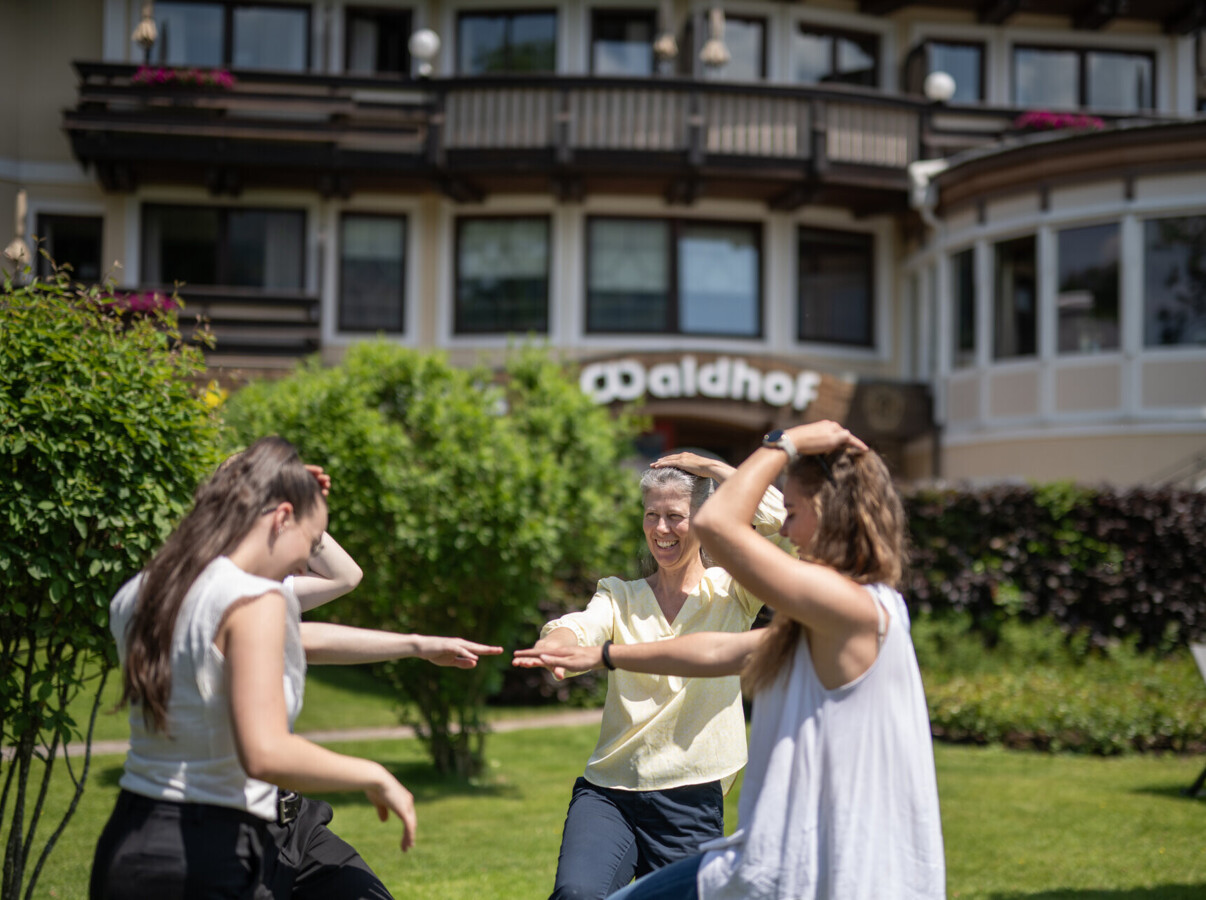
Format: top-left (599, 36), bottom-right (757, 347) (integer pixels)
top-left (1013, 110), bottom-right (1106, 132)
top-left (132, 66), bottom-right (237, 89)
top-left (98, 290), bottom-right (179, 313)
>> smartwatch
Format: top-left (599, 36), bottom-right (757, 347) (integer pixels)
top-left (761, 429), bottom-right (799, 463)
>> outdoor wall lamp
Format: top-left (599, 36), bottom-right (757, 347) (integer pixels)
top-left (409, 28), bottom-right (441, 78)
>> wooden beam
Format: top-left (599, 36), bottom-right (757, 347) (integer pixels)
top-left (768, 182), bottom-right (819, 213)
top-left (1073, 0), bottom-right (1123, 30)
top-left (978, 0), bottom-right (1022, 25)
top-left (858, 0), bottom-right (914, 14)
top-left (1165, 0), bottom-right (1206, 34)
top-left (665, 177), bottom-right (702, 206)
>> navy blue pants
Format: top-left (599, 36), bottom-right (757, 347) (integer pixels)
top-left (549, 777), bottom-right (724, 900)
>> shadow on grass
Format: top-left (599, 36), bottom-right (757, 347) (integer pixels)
top-left (990, 886), bottom-right (1206, 899)
top-left (1127, 782), bottom-right (1206, 803)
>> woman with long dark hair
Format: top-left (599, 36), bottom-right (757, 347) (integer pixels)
top-left (91, 436), bottom-right (416, 899)
top-left (520, 422), bottom-right (946, 900)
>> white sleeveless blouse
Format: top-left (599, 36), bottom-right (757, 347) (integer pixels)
top-left (110, 557), bottom-right (306, 821)
top-left (696, 584), bottom-right (946, 900)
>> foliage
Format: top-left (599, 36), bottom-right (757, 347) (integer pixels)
top-left (222, 341), bottom-right (642, 776)
top-left (0, 269), bottom-right (221, 899)
top-left (903, 481), bottom-right (1206, 651)
top-left (914, 614), bottom-right (1206, 755)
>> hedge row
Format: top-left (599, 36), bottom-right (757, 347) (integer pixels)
top-left (901, 482), bottom-right (1206, 651)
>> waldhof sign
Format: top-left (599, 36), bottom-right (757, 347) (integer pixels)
top-left (580, 355), bottom-right (823, 411)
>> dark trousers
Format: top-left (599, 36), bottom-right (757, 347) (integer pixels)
top-left (90, 790), bottom-right (274, 900)
top-left (549, 777), bottom-right (724, 900)
top-left (264, 795), bottom-right (392, 900)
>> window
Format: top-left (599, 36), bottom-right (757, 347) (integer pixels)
top-left (345, 7), bottom-right (412, 76)
top-left (340, 214), bottom-right (406, 333)
top-left (141, 204), bottom-right (305, 290)
top-left (923, 41), bottom-right (983, 103)
top-left (153, 2), bottom-right (310, 71)
top-left (701, 15), bottom-right (766, 82)
top-left (586, 218), bottom-right (761, 337)
top-left (457, 11), bottom-right (557, 74)
top-left (592, 10), bottom-right (655, 76)
top-left (792, 25), bottom-right (877, 87)
top-left (952, 248), bottom-right (975, 368)
top-left (1014, 45), bottom-right (1153, 111)
top-left (455, 217), bottom-right (549, 334)
top-left (35, 214), bottom-right (103, 283)
top-left (797, 228), bottom-right (873, 346)
top-left (1057, 223), bottom-right (1120, 354)
top-left (993, 236), bottom-right (1036, 360)
top-left (1143, 215), bottom-right (1206, 347)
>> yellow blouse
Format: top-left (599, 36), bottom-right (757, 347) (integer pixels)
top-left (542, 487), bottom-right (788, 793)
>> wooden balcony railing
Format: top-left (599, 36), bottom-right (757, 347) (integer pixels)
top-left (160, 286), bottom-right (321, 366)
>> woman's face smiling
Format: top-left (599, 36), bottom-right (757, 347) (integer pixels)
top-left (642, 485), bottom-right (700, 574)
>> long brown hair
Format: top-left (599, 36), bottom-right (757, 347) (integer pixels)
top-left (742, 448), bottom-right (906, 695)
top-left (120, 436), bottom-right (322, 733)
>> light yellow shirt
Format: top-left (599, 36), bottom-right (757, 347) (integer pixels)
top-left (542, 487), bottom-right (789, 793)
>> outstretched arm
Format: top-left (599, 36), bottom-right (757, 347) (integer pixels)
top-left (301, 622), bottom-right (503, 668)
top-left (512, 629), bottom-right (766, 679)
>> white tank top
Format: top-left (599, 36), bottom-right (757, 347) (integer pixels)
top-left (696, 584), bottom-right (946, 900)
top-left (110, 557), bottom-right (306, 821)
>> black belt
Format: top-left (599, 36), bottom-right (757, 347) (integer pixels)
top-left (276, 790), bottom-right (302, 826)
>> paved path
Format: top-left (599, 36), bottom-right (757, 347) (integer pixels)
top-left (72, 708), bottom-right (605, 758)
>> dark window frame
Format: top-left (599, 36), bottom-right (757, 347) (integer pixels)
top-left (590, 8), bottom-right (657, 76)
top-left (338, 210), bottom-right (408, 334)
top-left (453, 214), bottom-right (552, 335)
top-left (344, 5), bottom-right (414, 77)
top-left (904, 38), bottom-right (985, 102)
top-left (153, 0), bottom-right (313, 71)
top-left (140, 202), bottom-right (307, 290)
top-left (694, 12), bottom-right (769, 81)
top-left (992, 234), bottom-right (1038, 360)
top-left (35, 213), bottom-right (104, 283)
top-left (1011, 42), bottom-right (1156, 110)
top-left (455, 8), bottom-right (559, 75)
top-left (584, 215), bottom-right (764, 338)
top-left (792, 22), bottom-right (880, 88)
top-left (796, 226), bottom-right (875, 348)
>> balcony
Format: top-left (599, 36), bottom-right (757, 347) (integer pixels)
top-left (169, 286), bottom-right (320, 371)
top-left (64, 62), bottom-right (993, 211)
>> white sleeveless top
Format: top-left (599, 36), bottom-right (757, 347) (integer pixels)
top-left (696, 584), bottom-right (946, 900)
top-left (110, 557), bottom-right (307, 821)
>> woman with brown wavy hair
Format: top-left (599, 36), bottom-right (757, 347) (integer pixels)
top-left (91, 436), bottom-right (416, 899)
top-left (521, 421), bottom-right (946, 900)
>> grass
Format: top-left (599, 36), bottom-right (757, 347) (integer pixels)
top-left (24, 725), bottom-right (1206, 899)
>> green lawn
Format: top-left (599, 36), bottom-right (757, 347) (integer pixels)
top-left (27, 725), bottom-right (1206, 899)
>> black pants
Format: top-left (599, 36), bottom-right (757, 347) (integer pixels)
top-left (264, 795), bottom-right (392, 900)
top-left (90, 790), bottom-right (274, 900)
top-left (549, 777), bottom-right (724, 900)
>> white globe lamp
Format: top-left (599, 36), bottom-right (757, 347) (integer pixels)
top-left (409, 28), bottom-right (441, 78)
top-left (923, 71), bottom-right (956, 104)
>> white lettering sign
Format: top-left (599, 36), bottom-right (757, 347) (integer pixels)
top-left (580, 356), bottom-right (822, 411)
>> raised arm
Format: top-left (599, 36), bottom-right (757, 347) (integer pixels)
top-left (221, 591), bottom-right (416, 852)
top-left (289, 532), bottom-right (364, 612)
top-left (513, 629), bottom-right (766, 679)
top-left (301, 622), bottom-right (502, 668)
top-left (692, 421), bottom-right (873, 637)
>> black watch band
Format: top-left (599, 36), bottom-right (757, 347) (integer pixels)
top-left (601, 640), bottom-right (616, 671)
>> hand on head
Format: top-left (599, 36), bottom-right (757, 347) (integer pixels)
top-left (784, 421), bottom-right (868, 457)
top-left (303, 464), bottom-right (331, 497)
top-left (649, 451), bottom-right (731, 480)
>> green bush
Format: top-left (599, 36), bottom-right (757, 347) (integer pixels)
top-left (0, 270), bottom-right (221, 898)
top-left (914, 614), bottom-right (1206, 755)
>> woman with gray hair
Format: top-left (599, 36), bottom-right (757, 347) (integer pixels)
top-left (514, 451), bottom-right (791, 900)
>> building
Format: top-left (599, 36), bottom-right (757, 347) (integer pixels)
top-left (2, 0), bottom-right (1204, 485)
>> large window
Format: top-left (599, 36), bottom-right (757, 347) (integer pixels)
top-left (701, 15), bottom-right (766, 83)
top-left (1144, 215), bottom-right (1206, 347)
top-left (455, 217), bottom-right (549, 334)
top-left (586, 218), bottom-right (761, 337)
top-left (1057, 223), bottom-right (1120, 354)
top-left (141, 204), bottom-right (305, 290)
top-left (153, 2), bottom-right (310, 71)
top-left (457, 11), bottom-right (557, 74)
top-left (591, 10), bottom-right (655, 76)
top-left (339, 213), bottom-right (406, 333)
top-left (35, 214), bottom-right (103, 283)
top-left (952, 248), bottom-right (976, 368)
top-left (993, 236), bottom-right (1036, 360)
top-left (797, 228), bottom-right (873, 346)
top-left (345, 7), bottom-right (412, 76)
top-left (1013, 45), bottom-right (1153, 111)
top-left (792, 25), bottom-right (878, 87)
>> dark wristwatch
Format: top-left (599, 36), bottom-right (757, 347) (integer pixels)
top-left (761, 429), bottom-right (799, 463)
